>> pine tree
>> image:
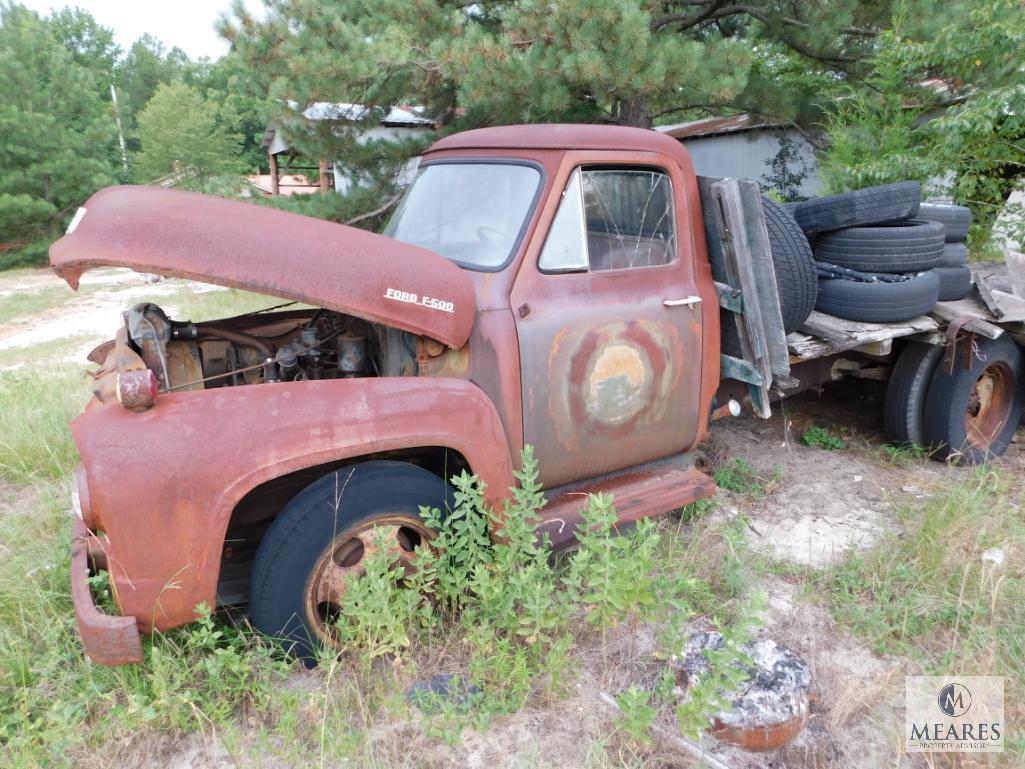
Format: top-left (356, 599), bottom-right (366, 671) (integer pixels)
top-left (0, 3), bottom-right (117, 268)
top-left (221, 0), bottom-right (893, 223)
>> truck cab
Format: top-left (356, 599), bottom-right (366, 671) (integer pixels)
top-left (397, 125), bottom-right (721, 490)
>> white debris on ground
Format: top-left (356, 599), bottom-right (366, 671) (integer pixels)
top-left (673, 632), bottom-right (812, 735)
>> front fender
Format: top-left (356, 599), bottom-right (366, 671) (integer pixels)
top-left (73, 377), bottom-right (515, 632)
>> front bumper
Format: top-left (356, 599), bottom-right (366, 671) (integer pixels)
top-left (71, 517), bottom-right (144, 665)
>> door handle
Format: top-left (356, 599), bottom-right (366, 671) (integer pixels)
top-left (663, 296), bottom-right (703, 307)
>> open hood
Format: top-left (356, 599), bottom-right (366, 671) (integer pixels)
top-left (50, 186), bottom-right (475, 348)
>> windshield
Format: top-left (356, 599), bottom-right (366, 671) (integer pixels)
top-left (384, 162), bottom-right (541, 270)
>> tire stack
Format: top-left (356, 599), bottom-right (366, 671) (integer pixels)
top-left (920, 203), bottom-right (973, 301)
top-left (786, 183), bottom-right (974, 323)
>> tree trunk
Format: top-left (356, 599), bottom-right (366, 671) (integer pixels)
top-left (617, 96), bottom-right (653, 128)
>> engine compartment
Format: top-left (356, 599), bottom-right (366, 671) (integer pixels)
top-left (107, 303), bottom-right (419, 395)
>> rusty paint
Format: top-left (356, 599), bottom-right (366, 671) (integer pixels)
top-left (71, 517), bottom-right (143, 665)
top-left (50, 186), bottom-right (476, 349)
top-left (585, 342), bottom-right (650, 423)
top-left (60, 125), bottom-right (731, 663)
top-left (72, 377), bottom-right (514, 634)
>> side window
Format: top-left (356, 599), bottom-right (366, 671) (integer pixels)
top-left (539, 167), bottom-right (676, 273)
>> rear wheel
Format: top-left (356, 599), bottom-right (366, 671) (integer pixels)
top-left (884, 341), bottom-right (943, 447)
top-left (922, 336), bottom-right (1024, 464)
top-left (248, 461), bottom-right (452, 661)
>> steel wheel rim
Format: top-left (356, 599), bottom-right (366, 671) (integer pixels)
top-left (304, 514), bottom-right (431, 646)
top-left (964, 362), bottom-right (1014, 452)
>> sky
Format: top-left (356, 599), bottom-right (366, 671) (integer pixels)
top-left (20, 0), bottom-right (262, 60)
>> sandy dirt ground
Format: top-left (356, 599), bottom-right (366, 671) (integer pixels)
top-left (2, 267), bottom-right (1020, 769)
top-left (0, 267), bottom-right (223, 370)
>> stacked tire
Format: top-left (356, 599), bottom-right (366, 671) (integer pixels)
top-left (921, 203), bottom-right (973, 301)
top-left (786, 183), bottom-right (974, 323)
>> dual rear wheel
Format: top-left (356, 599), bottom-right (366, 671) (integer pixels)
top-left (885, 336), bottom-right (1024, 463)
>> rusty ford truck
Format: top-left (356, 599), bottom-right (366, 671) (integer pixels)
top-left (50, 124), bottom-right (1025, 664)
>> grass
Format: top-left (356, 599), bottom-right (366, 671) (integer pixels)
top-left (0, 285), bottom-right (94, 326)
top-left (811, 470), bottom-right (1025, 761)
top-left (0, 367), bottom-right (87, 484)
top-left (161, 286), bottom-right (309, 323)
top-left (0, 271), bottom-right (756, 768)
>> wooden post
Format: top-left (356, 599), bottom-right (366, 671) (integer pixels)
top-left (268, 152), bottom-right (279, 196)
top-left (318, 158), bottom-right (330, 194)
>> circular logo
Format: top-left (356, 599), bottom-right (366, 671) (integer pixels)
top-left (937, 683), bottom-right (972, 717)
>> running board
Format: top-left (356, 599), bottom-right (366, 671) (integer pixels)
top-left (536, 466), bottom-right (716, 550)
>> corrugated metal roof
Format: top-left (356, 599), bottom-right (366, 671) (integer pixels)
top-left (302, 102), bottom-right (434, 126)
top-left (656, 114), bottom-right (783, 140)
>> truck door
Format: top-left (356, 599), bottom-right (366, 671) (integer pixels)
top-left (511, 156), bottom-right (705, 488)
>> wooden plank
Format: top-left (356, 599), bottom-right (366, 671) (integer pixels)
top-left (798, 311), bottom-right (858, 344)
top-left (990, 290), bottom-right (1025, 322)
top-left (930, 302), bottom-right (1004, 339)
top-left (735, 180), bottom-right (791, 379)
top-left (789, 312), bottom-right (939, 360)
top-left (710, 181), bottom-right (773, 417)
top-left (974, 270), bottom-right (1005, 318)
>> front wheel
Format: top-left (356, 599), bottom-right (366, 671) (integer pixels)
top-left (248, 461), bottom-right (452, 661)
top-left (922, 335), bottom-right (1024, 464)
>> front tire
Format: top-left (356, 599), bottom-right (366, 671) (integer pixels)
top-left (248, 461), bottom-right (452, 662)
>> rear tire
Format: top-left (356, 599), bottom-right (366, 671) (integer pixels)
top-left (248, 461), bottom-right (452, 662)
top-left (885, 341), bottom-right (943, 446)
top-left (922, 335), bottom-right (1024, 464)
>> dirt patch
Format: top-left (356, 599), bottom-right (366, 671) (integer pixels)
top-left (0, 267), bottom-right (223, 369)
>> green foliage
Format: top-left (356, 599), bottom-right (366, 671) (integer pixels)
top-left (673, 593), bottom-right (765, 738)
top-left (0, 3), bottom-right (118, 267)
top-left (223, 1), bottom-right (893, 223)
top-left (115, 33), bottom-right (190, 143)
top-left (134, 81), bottom-right (244, 184)
top-left (801, 425), bottom-right (845, 450)
top-left (326, 445), bottom-right (755, 727)
top-left (713, 457), bottom-right (768, 497)
top-left (821, 0), bottom-right (1025, 243)
top-left (331, 529), bottom-right (431, 662)
top-left (567, 494), bottom-right (660, 630)
top-left (187, 53), bottom-right (272, 172)
top-left (614, 687), bottom-right (657, 745)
